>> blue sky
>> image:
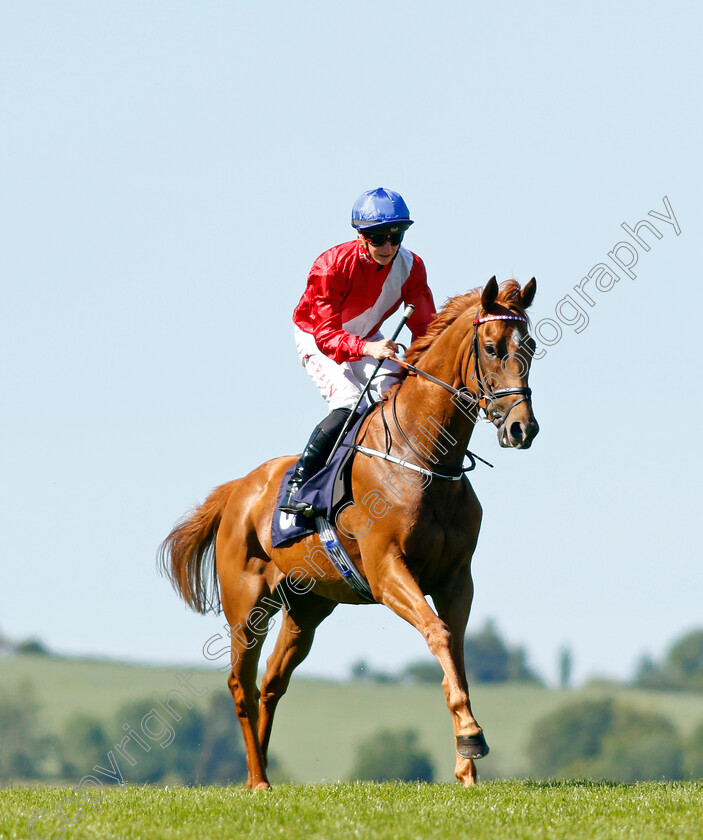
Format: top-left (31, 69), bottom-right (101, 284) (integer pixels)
top-left (1, 1), bottom-right (701, 686)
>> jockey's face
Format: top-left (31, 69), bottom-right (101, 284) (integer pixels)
top-left (360, 232), bottom-right (401, 266)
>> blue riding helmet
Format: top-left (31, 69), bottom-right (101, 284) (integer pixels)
top-left (351, 188), bottom-right (414, 232)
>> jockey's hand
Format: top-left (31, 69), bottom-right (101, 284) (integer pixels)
top-left (363, 338), bottom-right (399, 361)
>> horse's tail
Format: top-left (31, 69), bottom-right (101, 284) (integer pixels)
top-left (157, 481), bottom-right (235, 615)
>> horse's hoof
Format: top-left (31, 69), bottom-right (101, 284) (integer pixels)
top-left (252, 781), bottom-right (271, 791)
top-left (456, 732), bottom-right (490, 759)
top-left (244, 778), bottom-right (271, 791)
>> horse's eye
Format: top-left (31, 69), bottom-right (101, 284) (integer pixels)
top-left (484, 344), bottom-right (497, 357)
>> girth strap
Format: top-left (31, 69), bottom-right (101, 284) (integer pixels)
top-left (315, 516), bottom-right (374, 602)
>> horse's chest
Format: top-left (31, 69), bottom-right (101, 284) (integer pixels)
top-left (404, 499), bottom-right (480, 566)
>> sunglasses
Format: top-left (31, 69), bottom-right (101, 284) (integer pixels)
top-left (364, 230), bottom-right (405, 247)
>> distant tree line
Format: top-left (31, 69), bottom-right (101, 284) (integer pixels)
top-left (348, 729), bottom-right (435, 783)
top-left (517, 628), bottom-right (703, 782)
top-left (634, 630), bottom-right (703, 693)
top-left (351, 619), bottom-right (543, 686)
top-left (0, 626), bottom-right (51, 657)
top-left (528, 696), bottom-right (703, 782)
top-left (350, 624), bottom-right (703, 695)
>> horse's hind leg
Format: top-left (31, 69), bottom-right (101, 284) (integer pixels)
top-left (219, 559), bottom-right (278, 791)
top-left (257, 592), bottom-right (337, 766)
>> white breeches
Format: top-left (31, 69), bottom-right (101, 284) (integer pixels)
top-left (294, 326), bottom-right (403, 411)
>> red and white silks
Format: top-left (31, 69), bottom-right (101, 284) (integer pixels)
top-left (292, 240), bottom-right (435, 410)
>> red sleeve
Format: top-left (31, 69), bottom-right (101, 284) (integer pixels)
top-left (305, 257), bottom-right (367, 364)
top-left (403, 255), bottom-right (436, 340)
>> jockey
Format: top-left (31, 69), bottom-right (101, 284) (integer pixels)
top-left (280, 187), bottom-right (436, 515)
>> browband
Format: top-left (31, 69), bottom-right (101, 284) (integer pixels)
top-left (474, 314), bottom-right (527, 325)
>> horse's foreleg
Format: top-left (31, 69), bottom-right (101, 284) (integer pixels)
top-left (432, 563), bottom-right (482, 787)
top-left (372, 553), bottom-right (486, 785)
top-left (257, 593), bottom-right (337, 765)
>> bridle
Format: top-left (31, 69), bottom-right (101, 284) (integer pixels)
top-left (360, 305), bottom-right (534, 479)
top-left (466, 308), bottom-right (533, 423)
top-left (391, 305), bottom-right (532, 421)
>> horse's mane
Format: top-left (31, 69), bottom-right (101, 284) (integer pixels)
top-left (405, 279), bottom-right (527, 366)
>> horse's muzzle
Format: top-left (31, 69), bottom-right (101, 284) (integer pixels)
top-left (498, 416), bottom-right (539, 449)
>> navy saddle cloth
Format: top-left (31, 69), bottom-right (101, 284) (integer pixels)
top-left (271, 410), bottom-right (368, 548)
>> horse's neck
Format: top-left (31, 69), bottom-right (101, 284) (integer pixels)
top-left (394, 324), bottom-right (478, 466)
top-left (394, 378), bottom-right (476, 465)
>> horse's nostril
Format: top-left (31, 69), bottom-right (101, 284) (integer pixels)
top-left (510, 421), bottom-right (523, 441)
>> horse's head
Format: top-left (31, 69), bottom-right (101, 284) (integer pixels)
top-left (467, 276), bottom-right (539, 450)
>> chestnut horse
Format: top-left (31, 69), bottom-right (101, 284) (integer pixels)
top-left (159, 276), bottom-right (538, 789)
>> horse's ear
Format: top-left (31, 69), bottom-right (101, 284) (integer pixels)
top-left (521, 277), bottom-right (537, 309)
top-left (481, 276), bottom-right (499, 310)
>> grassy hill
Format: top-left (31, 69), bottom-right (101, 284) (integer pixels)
top-left (2, 654), bottom-right (703, 783)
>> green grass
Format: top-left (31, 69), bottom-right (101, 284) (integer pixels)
top-left (3, 782), bottom-right (703, 840)
top-left (3, 655), bottom-right (703, 783)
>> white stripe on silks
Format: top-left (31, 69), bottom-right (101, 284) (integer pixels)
top-left (342, 247), bottom-right (414, 339)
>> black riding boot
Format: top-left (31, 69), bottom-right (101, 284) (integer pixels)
top-left (279, 408), bottom-right (352, 515)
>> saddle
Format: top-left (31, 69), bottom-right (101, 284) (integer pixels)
top-left (271, 409), bottom-right (368, 549)
top-left (270, 410), bottom-right (374, 601)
